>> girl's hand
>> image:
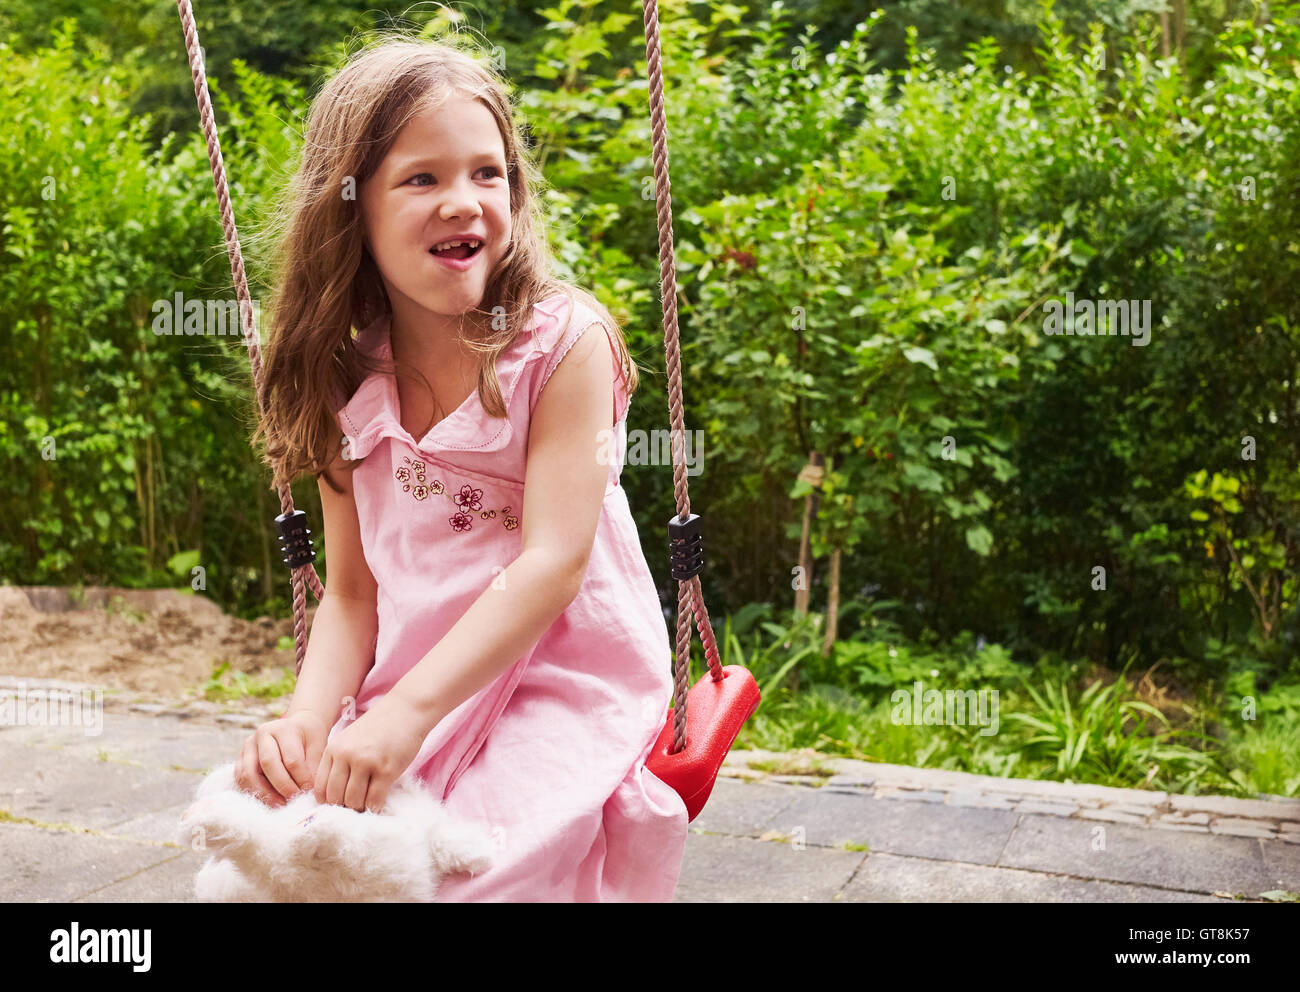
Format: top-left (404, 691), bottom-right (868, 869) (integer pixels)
top-left (313, 693), bottom-right (431, 813)
top-left (235, 710), bottom-right (330, 807)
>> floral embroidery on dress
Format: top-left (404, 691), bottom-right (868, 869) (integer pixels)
top-left (395, 455), bottom-right (519, 533)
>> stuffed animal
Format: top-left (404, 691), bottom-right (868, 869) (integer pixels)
top-left (177, 762), bottom-right (494, 902)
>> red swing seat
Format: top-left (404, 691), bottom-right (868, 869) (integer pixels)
top-left (646, 665), bottom-right (761, 821)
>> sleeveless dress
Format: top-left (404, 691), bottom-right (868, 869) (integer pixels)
top-left (328, 292), bottom-right (689, 901)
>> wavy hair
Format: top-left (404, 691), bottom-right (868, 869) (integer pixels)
top-left (251, 33), bottom-right (639, 493)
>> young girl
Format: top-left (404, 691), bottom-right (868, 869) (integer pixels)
top-left (232, 36), bottom-right (689, 901)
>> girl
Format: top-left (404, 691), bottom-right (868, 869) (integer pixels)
top-left (232, 36), bottom-right (689, 901)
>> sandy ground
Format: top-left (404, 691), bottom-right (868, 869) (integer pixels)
top-left (0, 585), bottom-right (314, 699)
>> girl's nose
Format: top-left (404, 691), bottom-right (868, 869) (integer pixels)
top-left (438, 179), bottom-right (482, 221)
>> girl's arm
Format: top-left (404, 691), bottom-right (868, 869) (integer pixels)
top-left (283, 450), bottom-right (380, 728)
top-left (389, 321), bottom-right (616, 728)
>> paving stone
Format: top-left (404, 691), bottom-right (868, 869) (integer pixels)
top-left (840, 852), bottom-right (1223, 903)
top-left (73, 850), bottom-right (205, 903)
top-left (1000, 816), bottom-right (1276, 895)
top-left (100, 802), bottom-right (195, 845)
top-left (766, 775), bottom-right (827, 788)
top-left (1015, 801), bottom-right (1078, 817)
top-left (1261, 839), bottom-right (1300, 887)
top-left (688, 778), bottom-right (801, 837)
top-left (1209, 820), bottom-right (1276, 839)
top-left (1150, 821), bottom-right (1209, 834)
top-left (774, 789), bottom-right (1018, 866)
top-left (0, 738), bottom-right (203, 829)
top-left (809, 753), bottom-right (1169, 809)
top-left (818, 758), bottom-right (989, 794)
top-left (982, 778), bottom-right (1167, 807)
top-left (1160, 812), bottom-right (1210, 826)
top-left (823, 774), bottom-right (876, 790)
top-left (1105, 804), bottom-right (1160, 818)
top-left (1169, 793), bottom-right (1300, 821)
top-left (875, 788), bottom-right (947, 803)
top-left (1078, 808), bottom-right (1148, 825)
top-left (947, 790), bottom-right (1016, 811)
top-left (0, 712), bottom-right (247, 772)
top-left (1, 822), bottom-right (180, 902)
top-left (674, 831), bottom-right (863, 902)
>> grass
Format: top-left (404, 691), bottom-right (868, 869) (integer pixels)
top-left (746, 753), bottom-right (837, 778)
top-left (200, 661), bottom-right (296, 701)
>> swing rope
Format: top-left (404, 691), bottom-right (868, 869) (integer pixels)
top-left (176, 0), bottom-right (323, 682)
top-left (175, 0), bottom-right (721, 755)
top-left (639, 0), bottom-right (725, 754)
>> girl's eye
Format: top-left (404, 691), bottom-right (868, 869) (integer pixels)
top-left (407, 166), bottom-right (502, 186)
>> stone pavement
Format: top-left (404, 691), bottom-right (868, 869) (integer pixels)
top-left (2, 676), bottom-right (1298, 902)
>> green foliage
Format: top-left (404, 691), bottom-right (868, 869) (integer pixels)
top-left (1002, 671), bottom-right (1220, 788)
top-left (650, 0), bottom-right (1300, 682)
top-left (717, 604), bottom-right (1298, 795)
top-left (200, 661), bottom-right (296, 701)
top-left (0, 20), bottom-right (319, 613)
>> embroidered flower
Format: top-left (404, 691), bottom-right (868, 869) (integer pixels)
top-left (454, 484), bottom-right (484, 512)
top-left (395, 455), bottom-right (516, 533)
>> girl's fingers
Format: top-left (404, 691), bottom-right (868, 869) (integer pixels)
top-left (302, 729), bottom-right (326, 790)
top-left (364, 778), bottom-right (388, 815)
top-left (313, 751), bottom-right (332, 805)
top-left (275, 728), bottom-right (312, 795)
top-left (241, 737), bottom-right (282, 806)
top-left (344, 768), bottom-right (371, 813)
top-left (324, 755), bottom-right (352, 808)
top-left (255, 730), bottom-right (296, 801)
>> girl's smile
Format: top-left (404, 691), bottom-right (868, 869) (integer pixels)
top-left (428, 240), bottom-right (486, 272)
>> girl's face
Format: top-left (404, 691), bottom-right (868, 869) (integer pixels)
top-left (360, 93), bottom-right (512, 330)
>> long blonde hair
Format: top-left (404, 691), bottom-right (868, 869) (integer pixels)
top-left (251, 34), bottom-right (639, 493)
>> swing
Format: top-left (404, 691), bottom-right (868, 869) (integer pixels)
top-left (175, 0), bottom-right (760, 823)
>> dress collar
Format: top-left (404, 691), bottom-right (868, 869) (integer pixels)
top-left (338, 294), bottom-right (571, 460)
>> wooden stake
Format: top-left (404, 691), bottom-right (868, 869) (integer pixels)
top-left (821, 547), bottom-right (841, 658)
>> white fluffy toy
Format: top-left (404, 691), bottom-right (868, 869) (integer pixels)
top-left (176, 763), bottom-right (495, 902)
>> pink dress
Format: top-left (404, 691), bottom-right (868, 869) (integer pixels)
top-left (328, 292), bottom-right (689, 901)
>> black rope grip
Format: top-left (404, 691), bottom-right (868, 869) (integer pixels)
top-left (275, 510), bottom-right (317, 569)
top-left (668, 512), bottom-right (704, 581)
